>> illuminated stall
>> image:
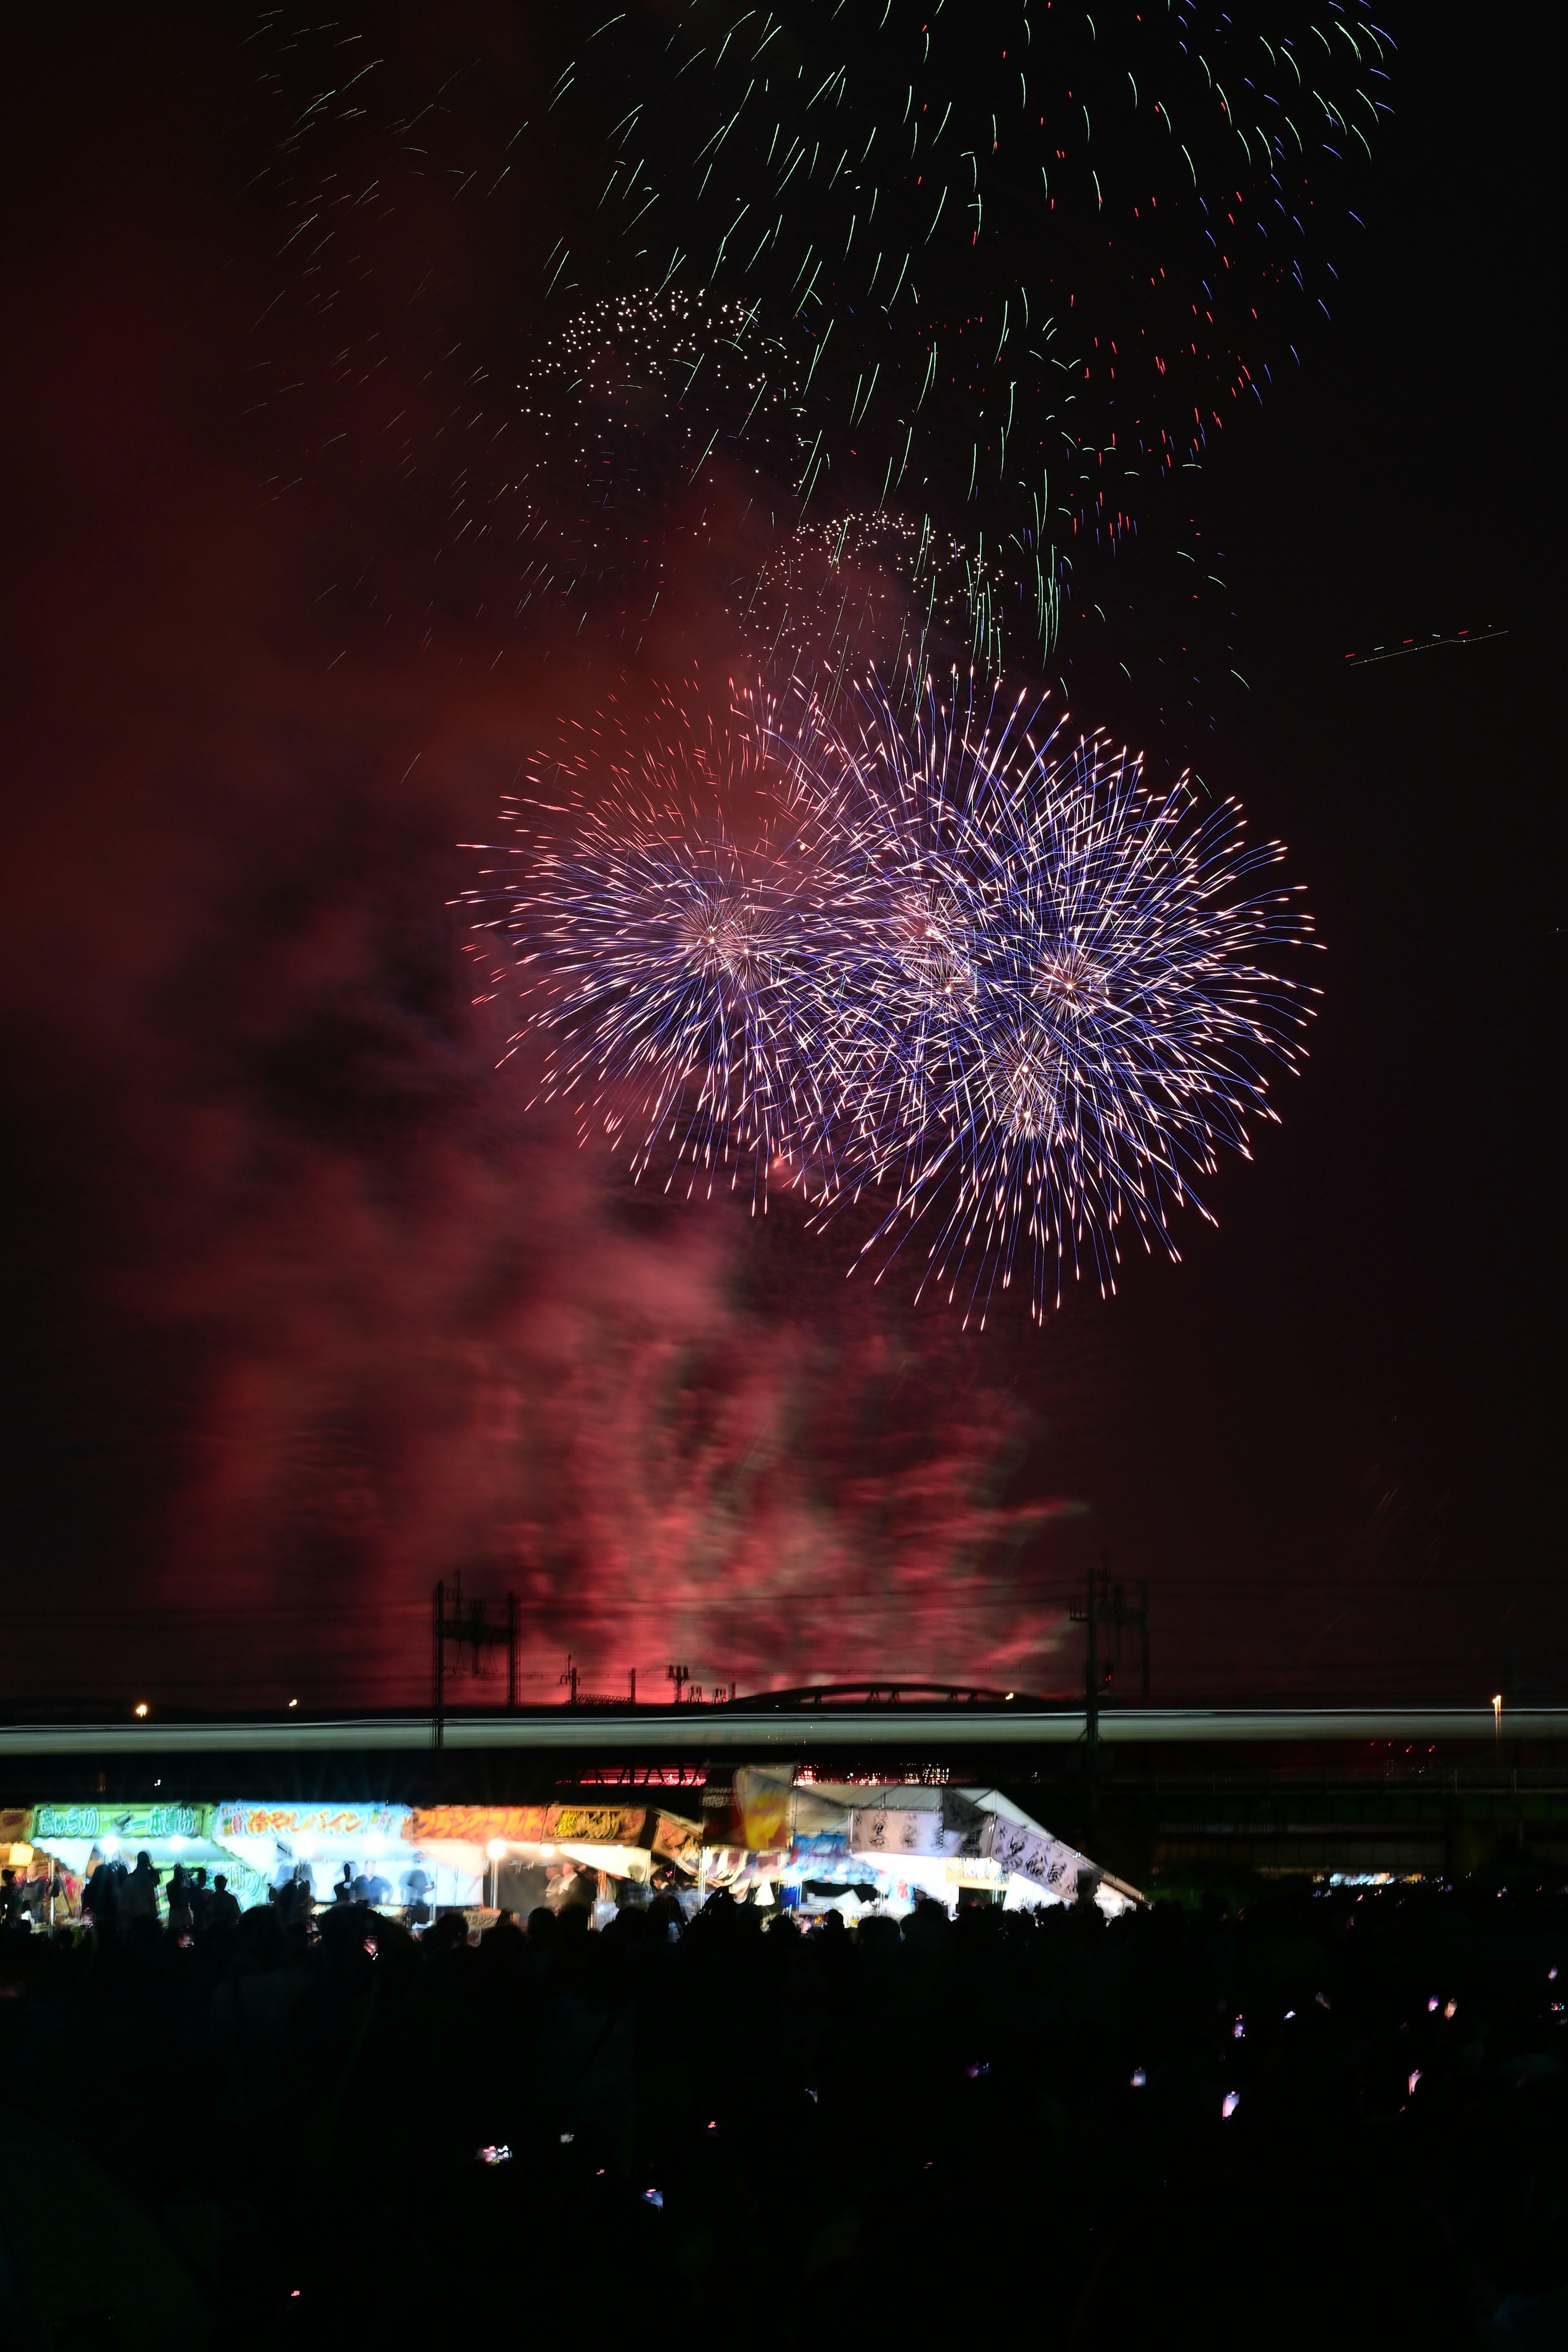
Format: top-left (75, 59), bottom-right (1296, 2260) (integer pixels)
top-left (702, 1771), bottom-right (1143, 1918)
top-left (407, 1802), bottom-right (704, 1918)
top-left (29, 1800), bottom-right (269, 1913)
top-left (0, 1805), bottom-right (66, 1926)
top-left (211, 1801), bottom-right (477, 1913)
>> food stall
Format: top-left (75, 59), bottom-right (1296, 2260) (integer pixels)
top-left (702, 1770), bottom-right (1143, 1917)
top-left (210, 1801), bottom-right (474, 1913)
top-left (28, 1800), bottom-right (268, 1915)
top-left (407, 1802), bottom-right (704, 1920)
top-left (0, 1805), bottom-right (66, 1925)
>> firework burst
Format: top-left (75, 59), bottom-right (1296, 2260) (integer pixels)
top-left (764, 671), bottom-right (1319, 1323)
top-left (463, 690), bottom-right (850, 1203)
top-left (468, 673), bottom-right (1316, 1314)
top-left (546, 1), bottom-right (1392, 669)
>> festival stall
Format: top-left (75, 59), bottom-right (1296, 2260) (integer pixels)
top-left (700, 1769), bottom-right (1143, 1917)
top-left (0, 1805), bottom-right (69, 1926)
top-left (405, 1802), bottom-right (704, 1918)
top-left (207, 1800), bottom-right (705, 1921)
top-left (28, 1800), bottom-right (269, 1913)
top-left (211, 1800), bottom-right (472, 1913)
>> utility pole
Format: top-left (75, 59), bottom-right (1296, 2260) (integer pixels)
top-left (1070, 1559), bottom-right (1152, 1802)
top-left (431, 1575), bottom-right (522, 1748)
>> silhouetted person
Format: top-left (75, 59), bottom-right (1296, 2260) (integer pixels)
top-left (209, 1873), bottom-right (241, 1929)
top-left (646, 1892), bottom-right (685, 1944)
top-left (166, 1864), bottom-right (193, 1935)
top-left (123, 1850), bottom-right (160, 1925)
top-left (190, 1866), bottom-right (212, 1931)
top-left (333, 1864), bottom-right (355, 1904)
top-left (83, 1854), bottom-right (122, 1931)
top-left (555, 1864), bottom-right (594, 1914)
top-left (22, 1865), bottom-right (61, 1928)
top-left (269, 1867), bottom-right (309, 1928)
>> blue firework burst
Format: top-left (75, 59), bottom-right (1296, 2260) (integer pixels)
top-left (764, 670), bottom-right (1319, 1322)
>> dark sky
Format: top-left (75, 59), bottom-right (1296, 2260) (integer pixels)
top-left (0, 5), bottom-right (1556, 1712)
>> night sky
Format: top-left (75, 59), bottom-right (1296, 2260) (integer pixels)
top-left (1, 6), bottom-right (1555, 1713)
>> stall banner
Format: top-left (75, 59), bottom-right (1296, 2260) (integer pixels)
top-left (215, 1804), bottom-right (410, 1844)
top-left (408, 1806), bottom-right (548, 1846)
top-left (788, 1831), bottom-right (851, 1866)
top-left (849, 1806), bottom-right (947, 1857)
top-left (703, 1847), bottom-right (788, 1889)
top-left (980, 1813), bottom-right (1083, 1900)
top-left (406, 1804), bottom-right (647, 1848)
top-left (0, 1809), bottom-right (33, 1849)
top-left (702, 1766), bottom-right (794, 1851)
top-left (649, 1814), bottom-right (702, 1872)
top-left (550, 1805), bottom-right (646, 1845)
top-left (33, 1802), bottom-right (207, 1846)
top-left (939, 1791), bottom-right (993, 1857)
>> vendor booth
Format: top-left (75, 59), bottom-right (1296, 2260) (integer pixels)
top-left (28, 1800), bottom-right (269, 1916)
top-left (700, 1769), bottom-right (1142, 1917)
top-left (212, 1801), bottom-right (476, 1914)
top-left (406, 1802), bottom-right (704, 1919)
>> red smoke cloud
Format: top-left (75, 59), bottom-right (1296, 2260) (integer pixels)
top-left (0, 47), bottom-right (1087, 1712)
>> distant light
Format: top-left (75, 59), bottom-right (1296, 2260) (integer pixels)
top-left (288, 1699), bottom-right (298, 1709)
top-left (1444, 1998), bottom-right (1458, 2019)
top-left (1130, 2067), bottom-right (1147, 2087)
top-left (1005, 1691), bottom-right (1015, 1701)
top-left (486, 1838), bottom-right (508, 1860)
top-left (477, 2145), bottom-right (512, 2165)
top-left (642, 2188), bottom-right (664, 2209)
top-left (102, 1837), bottom-right (120, 1858)
top-left (134, 1703), bottom-right (148, 1719)
top-left (539, 1844), bottom-right (556, 1860)
top-left (1221, 2091), bottom-right (1240, 2119)
top-left (1428, 1996), bottom-right (1439, 2012)
top-left (1407, 2069), bottom-right (1421, 2096)
top-left (168, 1834), bottom-right (186, 1853)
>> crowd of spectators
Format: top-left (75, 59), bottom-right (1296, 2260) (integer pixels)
top-left (0, 1868), bottom-right (1562, 2346)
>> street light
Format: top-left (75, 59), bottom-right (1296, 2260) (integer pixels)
top-left (486, 1838), bottom-right (507, 1911)
top-left (1493, 1693), bottom-right (1502, 1757)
